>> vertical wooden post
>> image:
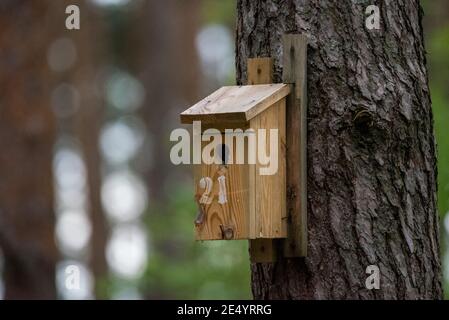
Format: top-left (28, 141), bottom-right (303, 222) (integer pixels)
top-left (247, 57), bottom-right (279, 263)
top-left (247, 34), bottom-right (308, 262)
top-left (282, 34), bottom-right (308, 257)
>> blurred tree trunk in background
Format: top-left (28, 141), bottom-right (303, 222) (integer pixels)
top-left (93, 0), bottom-right (200, 203)
top-left (51, 0), bottom-right (109, 296)
top-left (72, 2), bottom-right (108, 294)
top-left (138, 0), bottom-right (200, 201)
top-left (236, 0), bottom-right (442, 299)
top-left (422, 0), bottom-right (449, 31)
top-left (126, 0), bottom-right (200, 299)
top-left (0, 1), bottom-right (57, 299)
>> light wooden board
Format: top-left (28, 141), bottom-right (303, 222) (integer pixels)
top-left (247, 58), bottom-right (274, 85)
top-left (282, 34), bottom-right (308, 257)
top-left (247, 58), bottom-right (282, 263)
top-left (194, 134), bottom-right (250, 240)
top-left (180, 84), bottom-right (290, 124)
top-left (251, 99), bottom-right (287, 239)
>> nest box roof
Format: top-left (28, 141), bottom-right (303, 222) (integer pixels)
top-left (180, 84), bottom-right (290, 124)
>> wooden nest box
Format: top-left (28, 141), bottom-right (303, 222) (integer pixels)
top-left (180, 83), bottom-right (290, 241)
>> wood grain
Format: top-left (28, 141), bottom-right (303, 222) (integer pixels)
top-left (252, 99), bottom-right (287, 239)
top-left (194, 134), bottom-right (250, 240)
top-left (247, 58), bottom-right (274, 85)
top-left (282, 34), bottom-right (308, 257)
top-left (247, 58), bottom-right (283, 263)
top-left (180, 84), bottom-right (290, 124)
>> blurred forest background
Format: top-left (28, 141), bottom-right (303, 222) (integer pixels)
top-left (0, 0), bottom-right (447, 299)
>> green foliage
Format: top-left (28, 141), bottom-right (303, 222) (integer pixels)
top-left (141, 183), bottom-right (251, 299)
top-left (433, 90), bottom-right (449, 218)
top-left (424, 5), bottom-right (449, 299)
top-left (201, 0), bottom-right (236, 28)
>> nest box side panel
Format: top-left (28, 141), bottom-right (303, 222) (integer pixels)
top-left (282, 34), bottom-right (308, 257)
top-left (249, 98), bottom-right (287, 239)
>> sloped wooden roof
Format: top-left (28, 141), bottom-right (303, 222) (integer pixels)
top-left (180, 84), bottom-right (290, 124)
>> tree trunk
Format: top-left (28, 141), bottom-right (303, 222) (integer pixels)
top-left (139, 0), bottom-right (200, 202)
top-left (236, 0), bottom-right (442, 299)
top-left (0, 1), bottom-right (57, 299)
top-left (71, 2), bottom-right (109, 294)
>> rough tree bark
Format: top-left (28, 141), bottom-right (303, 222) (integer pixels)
top-left (236, 0), bottom-right (442, 299)
top-left (0, 1), bottom-right (57, 299)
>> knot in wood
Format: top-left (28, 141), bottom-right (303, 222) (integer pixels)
top-left (220, 225), bottom-right (234, 240)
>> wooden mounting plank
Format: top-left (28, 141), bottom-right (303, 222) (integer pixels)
top-left (247, 58), bottom-right (274, 85)
top-left (180, 84), bottom-right (290, 124)
top-left (247, 57), bottom-right (280, 263)
top-left (282, 34), bottom-right (308, 257)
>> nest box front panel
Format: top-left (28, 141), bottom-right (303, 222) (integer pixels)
top-left (194, 135), bottom-right (251, 240)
